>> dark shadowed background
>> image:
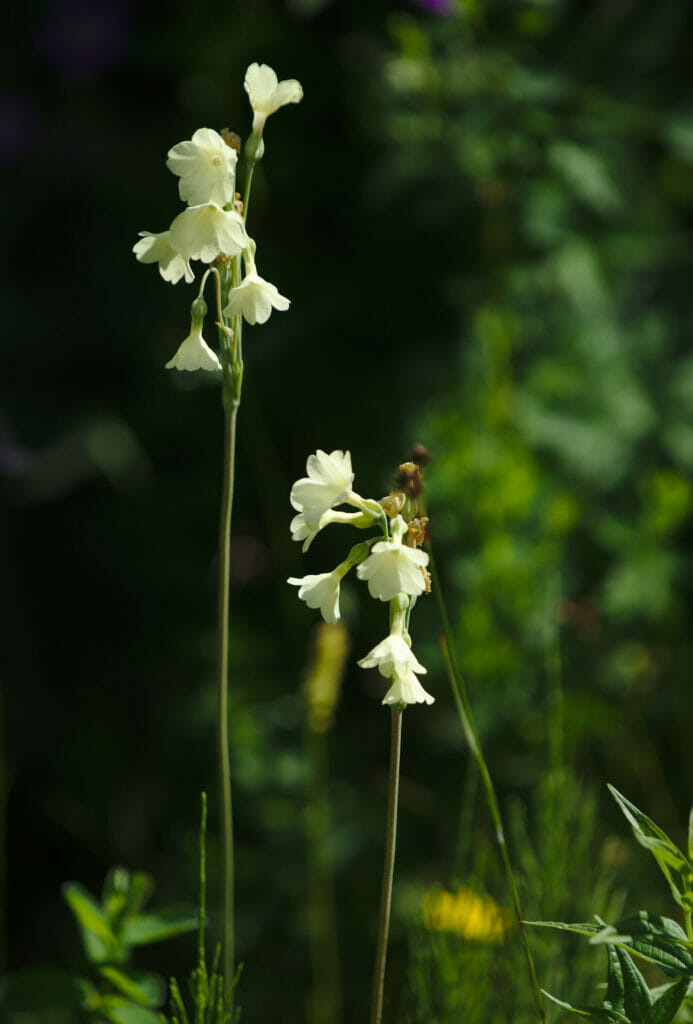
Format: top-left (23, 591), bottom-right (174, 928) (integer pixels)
top-left (3, 1), bottom-right (693, 1021)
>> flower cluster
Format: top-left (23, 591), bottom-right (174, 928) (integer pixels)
top-left (288, 450), bottom-right (434, 708)
top-left (133, 64), bottom-right (301, 372)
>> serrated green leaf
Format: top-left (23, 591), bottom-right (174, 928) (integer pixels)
top-left (97, 995), bottom-right (162, 1024)
top-left (99, 967), bottom-right (165, 1008)
top-left (616, 946), bottom-right (652, 1022)
top-left (590, 913), bottom-right (693, 977)
top-left (650, 977), bottom-right (689, 1024)
top-left (63, 881), bottom-right (123, 964)
top-left (604, 944), bottom-right (626, 1015)
top-left (526, 920), bottom-right (602, 936)
top-left (608, 786), bottom-right (693, 909)
top-left (542, 988), bottom-right (630, 1022)
top-left (0, 969), bottom-right (94, 1012)
top-left (120, 906), bottom-right (197, 945)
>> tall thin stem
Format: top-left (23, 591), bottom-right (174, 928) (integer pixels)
top-left (429, 545), bottom-right (546, 1024)
top-left (370, 708), bottom-right (403, 1024)
top-left (217, 404), bottom-right (239, 991)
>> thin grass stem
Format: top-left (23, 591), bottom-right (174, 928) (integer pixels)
top-left (429, 544), bottom-right (546, 1024)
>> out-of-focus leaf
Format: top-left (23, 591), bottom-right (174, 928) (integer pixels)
top-left (99, 967), bottom-right (165, 1008)
top-left (650, 978), bottom-right (689, 1024)
top-left (541, 988), bottom-right (630, 1022)
top-left (97, 995), bottom-right (162, 1024)
top-left (120, 906), bottom-right (197, 945)
top-left (63, 882), bottom-right (122, 964)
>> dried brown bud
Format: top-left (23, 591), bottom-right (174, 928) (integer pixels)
top-left (410, 443), bottom-right (432, 467)
top-left (379, 492), bottom-right (406, 517)
top-left (221, 129), bottom-right (242, 152)
top-left (233, 192), bottom-right (244, 217)
top-left (396, 461), bottom-right (423, 498)
top-left (420, 566), bottom-right (432, 595)
top-left (407, 517), bottom-right (429, 548)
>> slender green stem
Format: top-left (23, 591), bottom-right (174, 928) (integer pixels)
top-left (685, 909), bottom-right (692, 942)
top-left (429, 544), bottom-right (546, 1024)
top-left (370, 708), bottom-right (403, 1024)
top-left (243, 163), bottom-right (255, 221)
top-left (217, 405), bottom-right (239, 992)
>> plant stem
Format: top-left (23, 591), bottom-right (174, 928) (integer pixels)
top-left (429, 544), bottom-right (546, 1024)
top-left (370, 708), bottom-right (403, 1024)
top-left (217, 403), bottom-right (239, 992)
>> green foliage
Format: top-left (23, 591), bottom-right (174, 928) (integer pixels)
top-left (0, 868), bottom-right (195, 1022)
top-left (533, 790), bottom-right (693, 1023)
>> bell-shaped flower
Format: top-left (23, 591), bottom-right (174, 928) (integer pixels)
top-left (223, 264), bottom-right (290, 325)
top-left (382, 666), bottom-right (434, 707)
top-left (169, 203), bottom-right (248, 263)
top-left (356, 516), bottom-right (429, 602)
top-left (165, 297), bottom-right (221, 372)
top-left (358, 633), bottom-right (427, 679)
top-left (244, 63), bottom-right (303, 132)
top-left (288, 570), bottom-right (343, 625)
top-left (290, 450), bottom-right (355, 529)
top-left (291, 508), bottom-right (369, 553)
top-left (166, 128), bottom-right (237, 208)
top-left (132, 231), bottom-right (194, 285)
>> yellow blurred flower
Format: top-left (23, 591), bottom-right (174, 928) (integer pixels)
top-left (422, 887), bottom-right (512, 943)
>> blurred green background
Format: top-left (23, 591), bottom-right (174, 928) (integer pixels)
top-left (3, 0), bottom-right (693, 1021)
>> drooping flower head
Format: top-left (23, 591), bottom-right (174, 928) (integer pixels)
top-left (165, 296), bottom-right (221, 373)
top-left (356, 516), bottom-right (429, 602)
top-left (382, 665), bottom-right (435, 707)
top-left (290, 450), bottom-right (355, 529)
top-left (288, 570), bottom-right (343, 625)
top-left (132, 231), bottom-right (193, 285)
top-left (166, 128), bottom-right (238, 208)
top-left (223, 265), bottom-right (290, 325)
top-left (358, 634), bottom-right (427, 679)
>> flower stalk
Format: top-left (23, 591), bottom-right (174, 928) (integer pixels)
top-left (370, 708), bottom-right (403, 1024)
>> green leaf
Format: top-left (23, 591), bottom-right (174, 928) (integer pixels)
top-left (99, 967), bottom-right (165, 1008)
top-left (0, 969), bottom-right (95, 1012)
top-left (604, 944), bottom-right (626, 1015)
top-left (63, 881), bottom-right (122, 964)
top-left (608, 786), bottom-right (693, 910)
top-left (688, 806), bottom-right (693, 864)
top-left (591, 914), bottom-right (693, 977)
top-left (102, 868), bottom-right (154, 932)
top-left (649, 977), bottom-right (689, 1024)
top-left (120, 906), bottom-right (197, 945)
top-left (542, 989), bottom-right (630, 1022)
top-left (97, 995), bottom-right (162, 1024)
top-left (616, 947), bottom-right (652, 1022)
top-left (526, 920), bottom-right (602, 937)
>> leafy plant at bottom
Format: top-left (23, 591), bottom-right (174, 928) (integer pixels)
top-left (530, 787), bottom-right (693, 1023)
top-left (0, 866), bottom-right (197, 1023)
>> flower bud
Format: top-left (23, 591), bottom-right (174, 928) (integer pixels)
top-left (190, 295), bottom-right (208, 325)
top-left (245, 131), bottom-right (265, 164)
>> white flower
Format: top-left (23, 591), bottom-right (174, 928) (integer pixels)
top-left (132, 231), bottom-right (193, 285)
top-left (288, 571), bottom-right (342, 625)
top-left (290, 508), bottom-right (366, 553)
top-left (358, 634), bottom-right (427, 679)
top-left (169, 204), bottom-right (248, 262)
top-left (290, 450), bottom-right (355, 529)
top-left (165, 322), bottom-right (221, 372)
top-left (223, 267), bottom-right (290, 325)
top-left (244, 63), bottom-right (303, 131)
top-left (166, 128), bottom-right (237, 208)
top-left (356, 516), bottom-right (429, 602)
top-left (382, 666), bottom-right (435, 707)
